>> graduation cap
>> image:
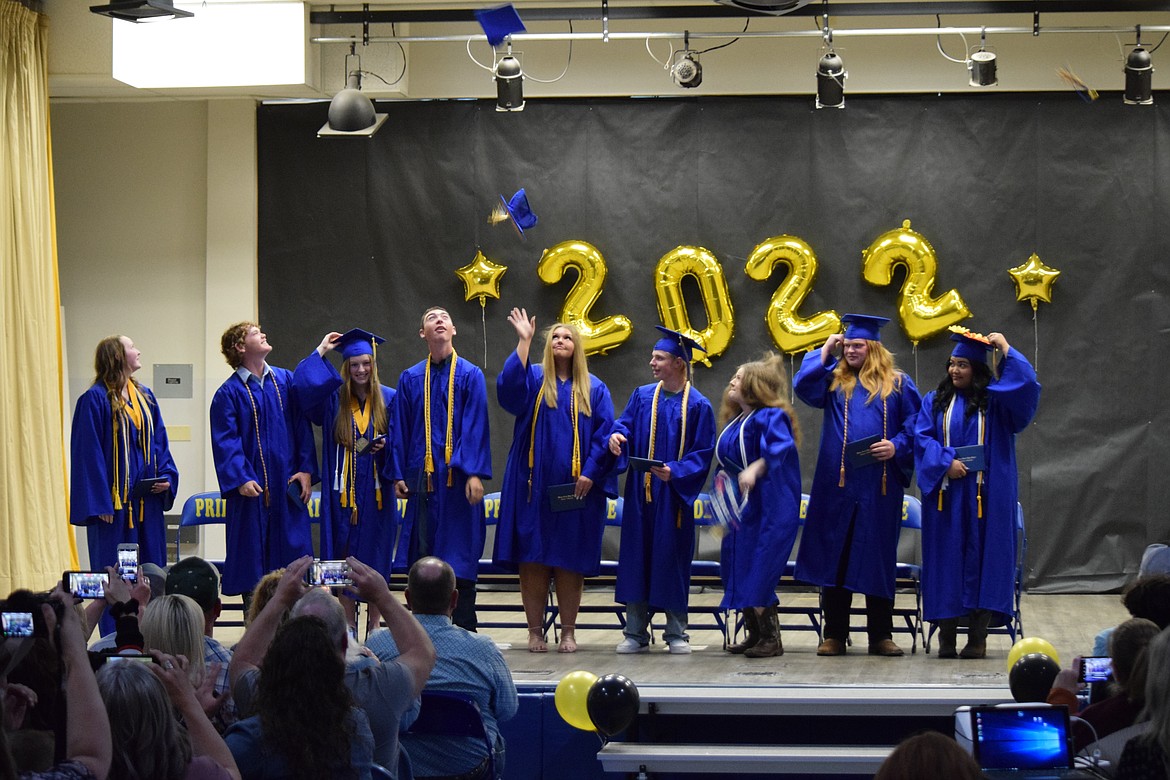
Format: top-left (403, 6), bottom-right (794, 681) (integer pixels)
top-left (654, 325), bottom-right (706, 363)
top-left (332, 328), bottom-right (386, 360)
top-left (948, 327), bottom-right (993, 362)
top-left (841, 313), bottom-right (891, 342)
top-left (489, 188), bottom-right (538, 238)
top-left (475, 4), bottom-right (526, 47)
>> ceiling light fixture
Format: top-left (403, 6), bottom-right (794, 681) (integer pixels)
top-left (90, 0), bottom-right (192, 22)
top-left (968, 28), bottom-right (998, 87)
top-left (495, 42), bottom-right (525, 112)
top-left (715, 0), bottom-right (809, 15)
top-left (1124, 26), bottom-right (1154, 105)
top-left (815, 3), bottom-right (844, 109)
top-left (671, 32), bottom-right (703, 88)
top-left (318, 45), bottom-right (387, 137)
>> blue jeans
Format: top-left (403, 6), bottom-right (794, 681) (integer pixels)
top-left (623, 601), bottom-right (689, 645)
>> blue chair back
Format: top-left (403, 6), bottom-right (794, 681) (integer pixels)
top-left (405, 691), bottom-right (495, 780)
top-left (179, 490), bottom-right (323, 526)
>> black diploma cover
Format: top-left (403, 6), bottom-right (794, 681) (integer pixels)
top-left (547, 483), bottom-right (585, 513)
top-left (953, 445), bottom-right (987, 473)
top-left (847, 434), bottom-right (883, 468)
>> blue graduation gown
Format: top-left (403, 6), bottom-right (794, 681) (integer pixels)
top-left (493, 352), bottom-right (617, 576)
top-left (914, 350), bottom-right (1040, 625)
top-left (611, 382), bottom-right (715, 612)
top-left (70, 383), bottom-right (178, 568)
top-left (210, 368), bottom-right (317, 596)
top-left (292, 352), bottom-right (397, 578)
top-left (390, 355), bottom-right (492, 582)
top-left (793, 353), bottom-right (921, 599)
top-left (717, 407), bottom-right (802, 610)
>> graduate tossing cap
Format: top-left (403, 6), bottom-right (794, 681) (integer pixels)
top-left (948, 327), bottom-right (993, 362)
top-left (333, 328), bottom-right (386, 360)
top-left (841, 313), bottom-right (891, 342)
top-left (654, 325), bottom-right (706, 363)
top-left (490, 188), bottom-right (538, 238)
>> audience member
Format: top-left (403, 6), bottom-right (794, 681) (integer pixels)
top-left (141, 595), bottom-right (207, 689)
top-left (1116, 627), bottom-right (1170, 779)
top-left (873, 730), bottom-right (985, 780)
top-left (368, 557), bottom-right (517, 778)
top-left (166, 557), bottom-right (237, 730)
top-left (225, 616), bottom-right (374, 780)
top-left (242, 569), bottom-right (285, 627)
top-left (97, 651), bottom-right (239, 780)
top-left (1, 585), bottom-right (112, 780)
top-left (230, 556), bottom-right (434, 776)
top-left (1048, 618), bottom-right (1160, 751)
top-left (1093, 572), bottom-right (1170, 657)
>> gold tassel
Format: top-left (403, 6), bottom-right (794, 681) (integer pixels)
top-left (881, 469), bottom-right (887, 497)
top-left (838, 466), bottom-right (845, 488)
top-left (644, 473), bottom-right (652, 503)
top-left (263, 488), bottom-right (270, 507)
top-left (376, 487), bottom-right (382, 511)
top-left (426, 472), bottom-right (433, 493)
top-left (977, 488), bottom-right (983, 519)
top-left (113, 489), bottom-right (123, 511)
top-left (447, 470), bottom-right (453, 488)
top-left (938, 491), bottom-right (944, 511)
top-left (527, 475), bottom-right (532, 503)
top-left (351, 506), bottom-right (358, 526)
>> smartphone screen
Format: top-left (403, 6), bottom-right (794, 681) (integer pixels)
top-left (104, 652), bottom-right (156, 665)
top-left (1, 612), bottom-right (35, 638)
top-left (309, 560), bottom-right (351, 587)
top-left (64, 571), bottom-right (110, 600)
top-left (116, 544), bottom-right (139, 584)
top-left (1080, 656), bottom-right (1113, 683)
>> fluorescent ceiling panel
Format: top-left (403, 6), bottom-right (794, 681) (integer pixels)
top-left (113, 1), bottom-right (306, 89)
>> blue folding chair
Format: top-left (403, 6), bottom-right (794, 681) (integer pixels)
top-left (404, 691), bottom-right (496, 780)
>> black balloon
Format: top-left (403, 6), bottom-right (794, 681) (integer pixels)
top-left (1009, 653), bottom-right (1061, 702)
top-left (586, 673), bottom-right (641, 737)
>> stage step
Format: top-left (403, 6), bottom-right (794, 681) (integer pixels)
top-left (597, 742), bottom-right (894, 775)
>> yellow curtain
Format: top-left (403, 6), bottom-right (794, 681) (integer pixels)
top-left (1, 0), bottom-right (77, 596)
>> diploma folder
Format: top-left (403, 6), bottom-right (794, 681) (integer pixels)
top-left (953, 445), bottom-right (987, 473)
top-left (547, 483), bottom-right (585, 513)
top-left (628, 456), bottom-right (665, 472)
top-left (846, 435), bottom-right (882, 468)
top-left (130, 477), bottom-right (167, 500)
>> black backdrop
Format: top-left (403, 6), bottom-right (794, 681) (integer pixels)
top-left (258, 93), bottom-right (1170, 593)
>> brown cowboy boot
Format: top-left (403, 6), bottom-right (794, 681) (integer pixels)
top-left (727, 608), bottom-right (759, 654)
top-left (936, 619), bottom-right (959, 659)
top-left (745, 606), bottom-right (783, 658)
top-left (961, 610), bottom-right (991, 659)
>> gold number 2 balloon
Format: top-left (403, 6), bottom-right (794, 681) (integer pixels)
top-left (537, 240), bottom-right (633, 356)
top-left (862, 219), bottom-right (971, 344)
top-left (744, 235), bottom-right (841, 354)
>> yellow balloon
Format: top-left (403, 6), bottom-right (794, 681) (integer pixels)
top-left (555, 670), bottom-right (599, 732)
top-left (1006, 637), bottom-right (1062, 673)
top-left (538, 240), bottom-right (632, 356)
top-left (654, 245), bottom-right (735, 367)
top-left (1008, 253), bottom-right (1061, 311)
top-left (862, 219), bottom-right (971, 344)
top-left (455, 251), bottom-right (508, 307)
top-left (744, 235), bottom-right (841, 354)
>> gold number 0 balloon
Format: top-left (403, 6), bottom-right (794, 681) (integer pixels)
top-left (744, 235), bottom-right (841, 354)
top-left (654, 245), bottom-right (734, 367)
top-left (861, 219), bottom-right (971, 344)
top-left (537, 240), bottom-right (633, 356)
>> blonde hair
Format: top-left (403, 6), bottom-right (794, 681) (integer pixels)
top-left (539, 323), bottom-right (592, 417)
top-left (141, 594), bottom-right (205, 687)
top-left (332, 354), bottom-right (389, 447)
top-left (718, 353), bottom-right (801, 446)
top-left (829, 339), bottom-right (904, 403)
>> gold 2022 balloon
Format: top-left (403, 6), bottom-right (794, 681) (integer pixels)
top-left (744, 235), bottom-right (841, 354)
top-left (862, 220), bottom-right (971, 344)
top-left (538, 240), bottom-right (632, 356)
top-left (654, 245), bottom-right (734, 367)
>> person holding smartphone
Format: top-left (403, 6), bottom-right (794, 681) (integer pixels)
top-left (493, 309), bottom-right (617, 653)
top-left (293, 329), bottom-right (396, 637)
top-left (607, 327), bottom-right (715, 655)
top-left (793, 315), bottom-right (921, 658)
top-left (70, 336), bottom-right (178, 580)
top-left (914, 330), bottom-right (1040, 659)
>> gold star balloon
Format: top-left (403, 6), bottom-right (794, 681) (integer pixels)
top-left (1008, 253), bottom-right (1061, 311)
top-left (455, 251), bottom-right (508, 307)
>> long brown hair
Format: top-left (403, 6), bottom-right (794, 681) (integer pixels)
top-left (829, 339), bottom-right (904, 403)
top-left (93, 335), bottom-right (146, 414)
top-left (718, 353), bottom-right (801, 446)
top-left (539, 322), bottom-right (592, 417)
top-left (332, 354), bottom-right (388, 447)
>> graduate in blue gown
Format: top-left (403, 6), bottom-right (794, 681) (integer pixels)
top-left (293, 328), bottom-right (397, 637)
top-left (390, 306), bottom-right (491, 632)
top-left (794, 314), bottom-right (921, 657)
top-left (70, 335), bottom-right (178, 571)
top-left (914, 329), bottom-right (1040, 659)
top-left (607, 327), bottom-right (715, 655)
top-left (494, 308), bottom-right (617, 654)
top-left (715, 353), bottom-right (802, 659)
top-left (210, 322), bottom-right (316, 597)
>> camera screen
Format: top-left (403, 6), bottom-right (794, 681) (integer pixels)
top-left (1, 612), bottom-right (35, 638)
top-left (116, 547), bottom-right (138, 584)
top-left (310, 560), bottom-right (351, 587)
top-left (1081, 656), bottom-right (1113, 683)
top-left (66, 571), bottom-right (109, 599)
